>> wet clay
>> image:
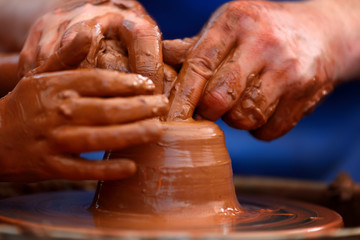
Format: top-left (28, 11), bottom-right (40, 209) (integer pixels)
top-left (0, 190), bottom-right (343, 235)
top-left (92, 120), bottom-right (243, 228)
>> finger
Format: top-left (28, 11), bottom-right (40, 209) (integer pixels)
top-left (249, 95), bottom-right (299, 141)
top-left (167, 20), bottom-right (237, 120)
top-left (59, 95), bottom-right (169, 125)
top-left (251, 81), bottom-right (333, 141)
top-left (50, 119), bottom-right (163, 153)
top-left (32, 69), bottom-right (155, 97)
top-left (18, 18), bottom-right (44, 78)
top-left (26, 28), bottom-right (92, 76)
top-left (163, 64), bottom-right (177, 98)
top-left (222, 70), bottom-right (283, 130)
top-left (163, 37), bottom-right (198, 67)
top-left (125, 17), bottom-right (163, 93)
top-left (95, 13), bottom-right (163, 93)
top-left (196, 46), bottom-right (264, 121)
top-left (48, 156), bottom-right (136, 181)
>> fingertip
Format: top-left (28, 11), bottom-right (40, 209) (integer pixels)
top-left (119, 72), bottom-right (156, 94)
top-left (124, 19), bottom-right (163, 93)
top-left (136, 118), bottom-right (164, 144)
top-left (141, 118), bottom-right (164, 137)
top-left (107, 159), bottom-right (137, 179)
top-left (145, 94), bottom-right (170, 119)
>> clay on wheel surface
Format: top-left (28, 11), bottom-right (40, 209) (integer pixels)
top-left (92, 120), bottom-right (243, 227)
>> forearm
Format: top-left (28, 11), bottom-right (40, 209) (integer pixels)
top-left (309, 0), bottom-right (360, 82)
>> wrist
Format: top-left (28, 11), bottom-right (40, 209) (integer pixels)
top-left (307, 0), bottom-right (360, 83)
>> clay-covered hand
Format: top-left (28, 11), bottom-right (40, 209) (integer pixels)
top-left (165, 0), bottom-right (360, 140)
top-left (0, 69), bottom-right (168, 182)
top-left (18, 0), bottom-right (163, 92)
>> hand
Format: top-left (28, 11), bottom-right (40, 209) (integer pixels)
top-left (165, 0), bottom-right (360, 140)
top-left (0, 69), bottom-right (168, 182)
top-left (18, 0), bottom-right (164, 93)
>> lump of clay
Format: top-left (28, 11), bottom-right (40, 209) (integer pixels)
top-left (92, 120), bottom-right (243, 229)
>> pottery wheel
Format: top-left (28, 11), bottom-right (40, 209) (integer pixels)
top-left (0, 191), bottom-right (342, 238)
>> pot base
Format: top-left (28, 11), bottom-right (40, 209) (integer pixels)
top-left (0, 191), bottom-right (342, 238)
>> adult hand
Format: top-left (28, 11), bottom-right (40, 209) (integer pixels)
top-left (0, 69), bottom-right (168, 182)
top-left (18, 0), bottom-right (163, 93)
top-left (165, 0), bottom-right (360, 140)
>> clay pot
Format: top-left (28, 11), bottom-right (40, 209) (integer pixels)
top-left (91, 120), bottom-right (243, 229)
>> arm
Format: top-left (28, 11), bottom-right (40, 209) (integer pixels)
top-left (301, 0), bottom-right (360, 81)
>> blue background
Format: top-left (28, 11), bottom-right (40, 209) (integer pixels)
top-left (84, 0), bottom-right (360, 182)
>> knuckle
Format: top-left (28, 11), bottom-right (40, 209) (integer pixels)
top-left (58, 102), bottom-right (73, 118)
top-left (223, 98), bottom-right (267, 130)
top-left (187, 56), bottom-right (215, 80)
top-left (224, 1), bottom-right (265, 26)
top-left (202, 89), bottom-right (230, 111)
top-left (257, 31), bottom-right (284, 51)
top-left (282, 58), bottom-right (303, 78)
